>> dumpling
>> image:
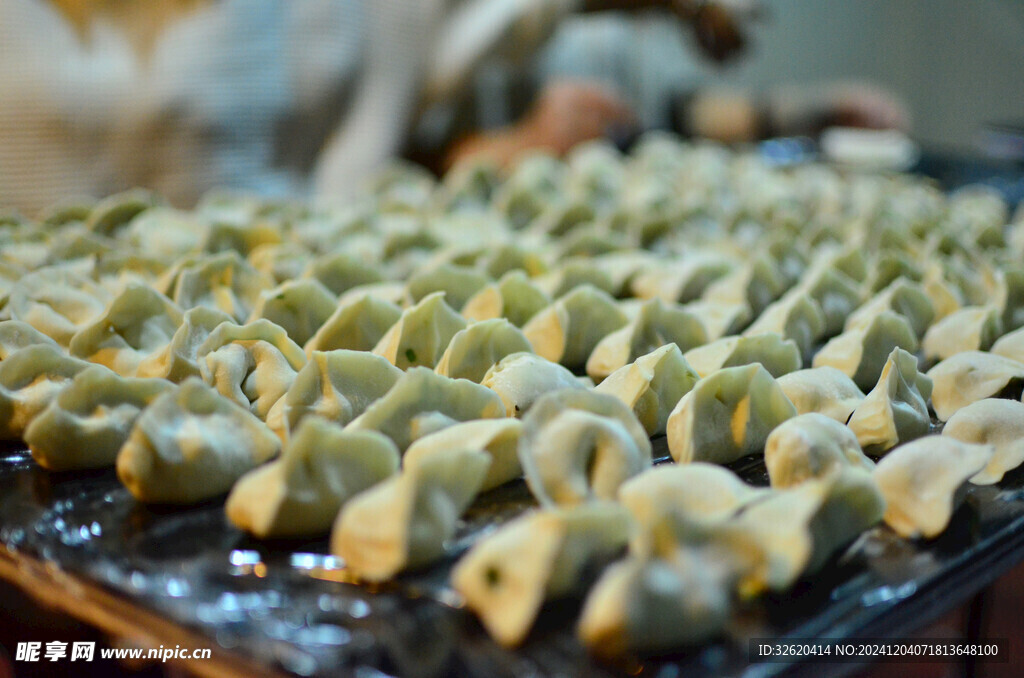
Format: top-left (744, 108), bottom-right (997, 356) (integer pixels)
top-left (683, 333), bottom-right (801, 379)
top-left (847, 348), bottom-right (932, 454)
top-left (406, 264), bottom-right (490, 310)
top-left (337, 281), bottom-right (410, 308)
top-left (518, 389), bottom-right (652, 506)
top-left (304, 294), bottom-right (402, 355)
top-left (226, 418), bottom-right (399, 538)
top-left (534, 259), bottom-right (617, 299)
top-left (0, 320), bottom-right (61, 359)
top-left (247, 279), bottom-right (336, 347)
top-left (373, 292), bottom-right (467, 369)
top-left (921, 305), bottom-right (1002, 362)
top-left (845, 278), bottom-right (935, 339)
top-left (943, 399), bottom-right (1024, 485)
top-left (197, 319), bottom-right (306, 419)
top-left (480, 352), bottom-right (586, 417)
top-left (667, 363), bottom-right (797, 465)
top-left (744, 292), bottom-right (826, 362)
top-left (866, 251), bottom-right (922, 293)
top-left (991, 326), bottom-right (1024, 363)
top-left (170, 251), bottom-right (274, 322)
top-left (303, 251), bottom-right (383, 296)
top-left (404, 418), bottom-right (523, 491)
top-left (703, 255), bottom-right (787, 317)
top-left (872, 435), bottom-right (992, 539)
top-left (812, 310), bottom-right (918, 391)
top-left (776, 367), bottom-right (865, 423)
top-left (680, 301), bottom-right (751, 341)
top-left (7, 265), bottom-right (112, 346)
top-left (0, 345), bottom-right (93, 439)
top-left (123, 206), bottom-right (206, 260)
top-left (248, 242), bottom-right (312, 284)
top-left (452, 502), bottom-right (631, 647)
top-left (68, 284), bottom-right (183, 376)
top-left (594, 345), bottom-right (700, 436)
top-left (765, 413), bottom-right (874, 488)
top-left (795, 266), bottom-right (862, 336)
top-left (522, 285), bottom-right (627, 370)
top-left (117, 378), bottom-right (281, 504)
top-left (435, 319), bottom-right (533, 383)
top-left (266, 350), bottom-right (402, 442)
top-left (346, 367), bottom-right (505, 452)
top-left (996, 267), bottom-right (1024, 333)
top-left (585, 298), bottom-right (707, 382)
top-left (84, 188), bottom-right (160, 236)
top-left (630, 254), bottom-right (734, 304)
top-left (926, 351), bottom-right (1024, 422)
top-left (25, 367), bottom-right (172, 471)
top-left (461, 270), bottom-right (551, 327)
top-left (330, 447), bottom-right (491, 581)
top-left (135, 307), bottom-right (234, 382)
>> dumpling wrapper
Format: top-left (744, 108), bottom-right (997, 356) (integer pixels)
top-left (683, 333), bottom-right (801, 379)
top-left (117, 378), bottom-right (281, 504)
top-left (680, 301), bottom-right (752, 341)
top-left (594, 344), bottom-right (700, 436)
top-left (848, 348), bottom-right (933, 454)
top-left (373, 292), bottom-right (467, 369)
top-left (921, 305), bottom-right (1002, 363)
top-left (7, 265), bottom-right (112, 346)
top-left (522, 285), bottom-right (627, 370)
top-left (248, 279), bottom-right (337, 347)
top-left (461, 270), bottom-right (551, 327)
top-left (745, 292), bottom-right (826, 362)
top-left (26, 366), bottom-right (172, 470)
top-left (765, 413), bottom-right (874, 488)
top-left (171, 251), bottom-right (273, 322)
top-left (0, 345), bottom-right (93, 439)
top-left (303, 251), bottom-right (383, 296)
top-left (0, 320), bottom-right (61, 359)
top-left (812, 310), bottom-right (919, 391)
top-left (873, 435), bottom-right (992, 539)
top-left (586, 298), bottom-right (706, 382)
top-left (927, 351), bottom-right (1024, 422)
top-left (702, 255), bottom-right (787, 317)
top-left (304, 294), bottom-right (402, 355)
top-left (406, 264), bottom-right (489, 310)
top-left (435, 319), bottom-right (533, 383)
top-left (991, 326), bottom-right (1024, 363)
top-left (943, 399), bottom-right (1024, 485)
top-left (452, 502), bottom-right (630, 647)
top-left (519, 389), bottom-right (652, 506)
top-left (136, 307), bottom-right (234, 382)
top-left (667, 363), bottom-right (797, 465)
top-left (796, 266), bottom-right (863, 336)
top-left (404, 418), bottom-right (522, 491)
top-left (480, 352), bottom-right (586, 417)
top-left (776, 367), bottom-right (865, 423)
top-left (226, 418), bottom-right (399, 538)
top-left (346, 367), bottom-right (505, 452)
top-left (330, 447), bottom-right (491, 581)
top-left (630, 254), bottom-right (734, 304)
top-left (845, 278), bottom-right (935, 339)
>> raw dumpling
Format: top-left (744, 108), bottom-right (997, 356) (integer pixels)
top-left (461, 270), bottom-right (551, 327)
top-left (522, 285), bottom-right (627, 370)
top-left (873, 435), bottom-right (992, 539)
top-left (69, 284), bottom-right (183, 376)
top-left (304, 294), bottom-right (402, 355)
top-left (765, 413), bottom-right (874, 488)
top-left (303, 251), bottom-right (383, 296)
top-left (631, 254), bottom-right (734, 304)
top-left (519, 389), bottom-right (652, 506)
top-left (0, 345), bottom-right (93, 439)
top-left (991, 326), bottom-right (1024, 363)
top-left (266, 350), bottom-right (402, 442)
top-left (594, 344), bottom-right (700, 436)
top-left (117, 378), bottom-right (281, 504)
top-left (533, 259), bottom-right (617, 299)
top-left (703, 255), bottom-right (787, 317)
top-left (683, 333), bottom-right (801, 379)
top-left (452, 502), bottom-right (631, 647)
top-left (585, 298), bottom-right (707, 382)
top-left (744, 292), bottom-right (826, 362)
top-left (812, 310), bottom-right (919, 391)
top-left (404, 418), bottom-right (522, 491)
top-left (170, 251), bottom-right (273, 322)
top-left (25, 367), bottom-right (172, 471)
top-left (346, 367), bottom-right (505, 452)
top-left (943, 399), bottom-right (1024, 485)
top-left (136, 307), bottom-right (234, 382)
top-left (7, 265), bottom-right (111, 346)
top-left (795, 266), bottom-right (862, 337)
top-left (406, 264), bottom-right (490, 310)
top-left (435, 319), bottom-right (533, 383)
top-left (373, 292), bottom-right (467, 369)
top-left (480, 352), bottom-right (586, 417)
top-left (0, 320), bottom-right (60, 359)
top-left (847, 348), bottom-right (932, 454)
top-left (921, 305), bottom-right (1002, 362)
top-left (667, 363), bottom-right (797, 465)
top-left (330, 447), bottom-right (491, 581)
top-left (776, 367), bottom-right (865, 423)
top-left (680, 301), bottom-right (751, 341)
top-left (927, 351), bottom-right (1024, 422)
top-left (226, 418), bottom-right (399, 538)
top-left (845, 278), bottom-right (935, 338)
top-left (248, 279), bottom-right (336, 347)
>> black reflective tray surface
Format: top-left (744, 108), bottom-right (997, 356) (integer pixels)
top-left (2, 438), bottom-right (1024, 678)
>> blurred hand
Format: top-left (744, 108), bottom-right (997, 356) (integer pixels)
top-left (516, 80), bottom-right (636, 155)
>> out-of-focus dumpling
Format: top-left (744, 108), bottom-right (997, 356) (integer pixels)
top-left (680, 301), bottom-right (751, 341)
top-left (0, 345), bottom-right (93, 439)
top-left (927, 351), bottom-right (1024, 422)
top-left (304, 294), bottom-right (402, 355)
top-left (631, 254), bottom-right (734, 304)
top-left (453, 502), bottom-right (631, 647)
top-left (522, 285), bottom-right (627, 370)
top-left (480, 352), bottom-right (586, 417)
top-left (25, 367), bottom-right (172, 471)
top-left (406, 264), bottom-right (490, 310)
top-left (248, 279), bottom-right (336, 347)
top-left (170, 251), bottom-right (273, 322)
top-left (847, 348), bottom-right (932, 454)
top-left (594, 344), bottom-right (699, 436)
top-left (303, 251), bottom-right (383, 296)
top-left (795, 266), bottom-right (863, 337)
top-left (346, 367), bottom-right (505, 452)
top-left (873, 435), bottom-right (992, 539)
top-left (135, 307), bottom-right (233, 383)
top-left (519, 389), bottom-right (652, 506)
top-left (404, 418), bottom-right (522, 491)
top-left (7, 265), bottom-right (112, 346)
top-left (703, 255), bottom-right (787, 317)
top-left (943, 399), bottom-right (1024, 485)
top-left (373, 292), bottom-right (467, 369)
top-left (845, 278), bottom-right (935, 339)
top-left (921, 305), bottom-right (1002, 363)
top-left (744, 292), bottom-right (826, 362)
top-left (0, 320), bottom-right (61, 359)
top-left (533, 259), bottom-right (617, 299)
top-left (765, 413), bottom-right (874, 488)
top-left (586, 298), bottom-right (706, 382)
top-left (226, 418), bottom-right (399, 538)
top-left (330, 447), bottom-right (490, 581)
top-left (461, 270), bottom-right (551, 327)
top-left (776, 367), bottom-right (865, 423)
top-left (812, 310), bottom-right (919, 391)
top-left (991, 326), bottom-right (1024, 363)
top-left (435, 319), bottom-right (532, 383)
top-left (683, 333), bottom-right (801, 379)
top-left (117, 378), bottom-right (281, 504)
top-left (667, 363), bottom-right (796, 465)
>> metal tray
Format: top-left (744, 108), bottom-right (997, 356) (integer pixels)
top-left (2, 436), bottom-right (1024, 678)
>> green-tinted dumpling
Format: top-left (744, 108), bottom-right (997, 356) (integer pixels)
top-left (683, 332), bottom-right (801, 379)
top-left (461, 270), bottom-right (551, 327)
top-left (812, 310), bottom-right (919, 391)
top-left (631, 254), bottom-right (734, 304)
top-left (765, 413), bottom-right (874, 488)
top-left (744, 292), bottom-right (826, 362)
top-left (848, 348), bottom-right (932, 454)
top-left (776, 367), bottom-right (865, 423)
top-left (7, 265), bottom-right (112, 346)
top-left (680, 301), bottom-right (752, 341)
top-left (794, 265), bottom-right (862, 337)
top-left (304, 293), bottom-right (402, 355)
top-left (703, 255), bottom-right (787, 317)
top-left (921, 305), bottom-right (1002, 363)
top-left (594, 344), bottom-right (699, 436)
top-left (480, 352), bottom-right (587, 417)
top-left (136, 307), bottom-right (234, 382)
top-left (0, 320), bottom-right (61, 359)
top-left (404, 418), bottom-right (523, 491)
top-left (406, 264), bottom-right (489, 310)
top-left (435, 319), bottom-right (533, 383)
top-left (926, 351), bottom-right (1024, 422)
top-left (373, 292), bottom-right (467, 369)
top-left (991, 326), bottom-right (1024, 363)
top-left (303, 251), bottom-right (383, 296)
top-left (0, 345), bottom-right (93, 439)
top-left (171, 251), bottom-right (273, 322)
top-left (845, 278), bottom-right (935, 339)
top-left (248, 279), bottom-right (336, 346)
top-left (943, 399), bottom-right (1024, 485)
top-left (522, 285), bottom-right (627, 370)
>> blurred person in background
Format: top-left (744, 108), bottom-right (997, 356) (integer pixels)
top-left (0, 0), bottom-right (905, 216)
